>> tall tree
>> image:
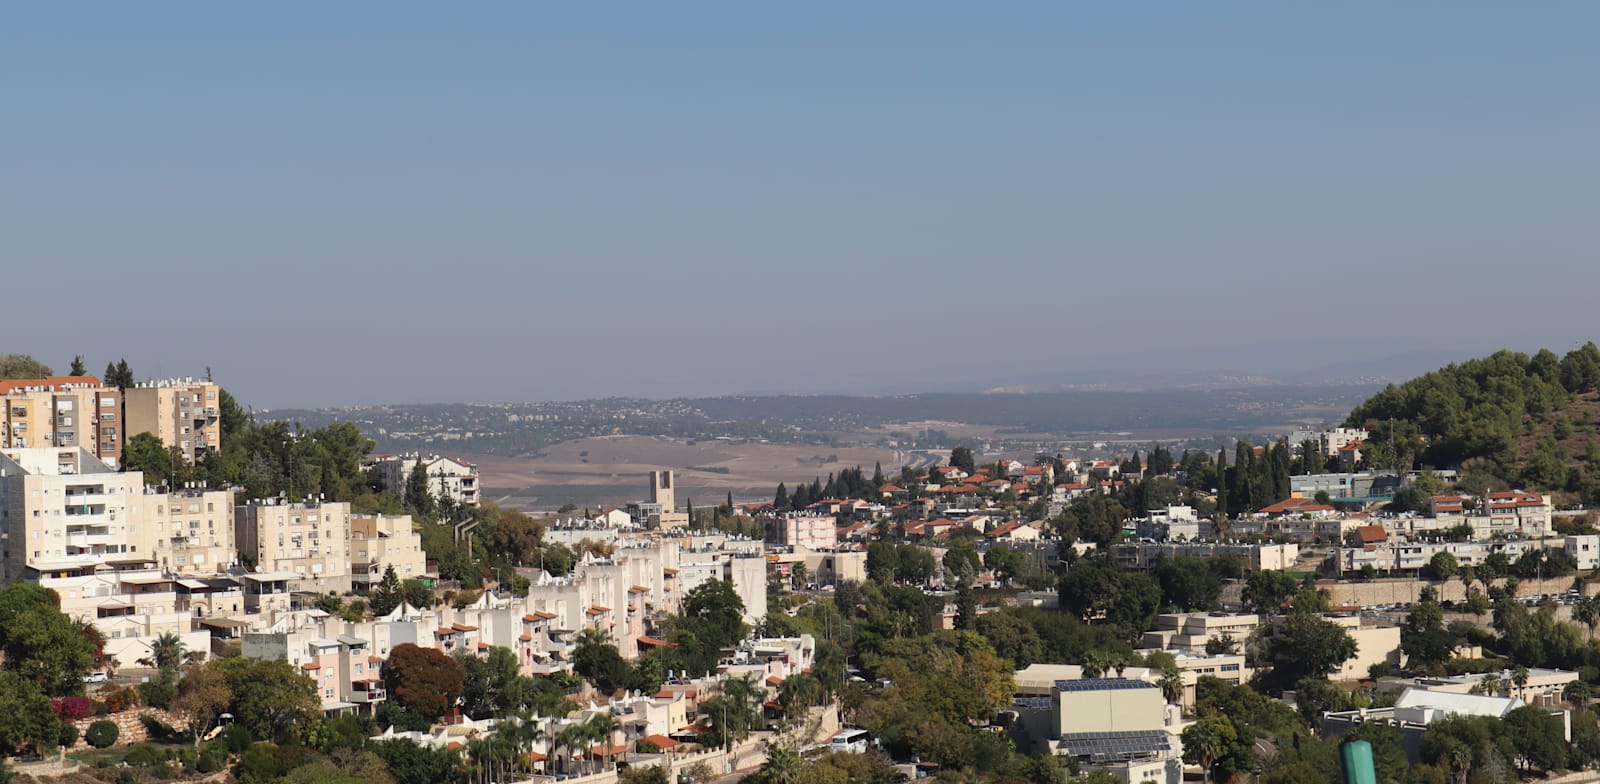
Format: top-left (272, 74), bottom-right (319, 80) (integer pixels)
top-left (69, 355), bottom-right (86, 376)
top-left (172, 664), bottom-right (232, 747)
top-left (0, 354), bottom-right (51, 380)
top-left (405, 461), bottom-right (436, 520)
top-left (384, 644), bottom-right (464, 721)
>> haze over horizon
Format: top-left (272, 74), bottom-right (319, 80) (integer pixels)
top-left (7, 4), bottom-right (1600, 409)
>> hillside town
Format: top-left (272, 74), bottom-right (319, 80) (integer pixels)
top-left (4, 357), bottom-right (1600, 784)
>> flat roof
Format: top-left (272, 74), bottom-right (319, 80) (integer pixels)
top-left (1054, 678), bottom-right (1158, 693)
top-left (239, 572), bottom-right (297, 582)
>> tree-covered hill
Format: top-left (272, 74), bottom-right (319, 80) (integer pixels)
top-left (1344, 343), bottom-right (1600, 496)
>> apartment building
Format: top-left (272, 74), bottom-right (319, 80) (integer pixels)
top-left (243, 623), bottom-right (386, 714)
top-left (39, 567), bottom-right (212, 668)
top-left (1113, 542), bottom-right (1299, 571)
top-left (235, 499), bottom-right (352, 593)
top-left (371, 453), bottom-right (480, 507)
top-left (349, 514), bottom-right (427, 587)
top-left (124, 378), bottom-right (221, 463)
top-left (148, 486), bottom-right (237, 575)
top-left (1325, 615), bottom-right (1403, 681)
top-left (1141, 612), bottom-right (1260, 653)
top-left (0, 447), bottom-right (150, 582)
top-left (765, 512), bottom-right (838, 551)
top-left (0, 378), bottom-right (124, 466)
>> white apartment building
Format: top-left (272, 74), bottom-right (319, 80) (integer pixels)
top-left (349, 514), bottom-right (427, 586)
top-left (0, 447), bottom-right (150, 582)
top-left (235, 499), bottom-right (353, 593)
top-left (371, 453), bottom-right (480, 507)
top-left (765, 512), bottom-right (838, 551)
top-left (39, 567), bottom-right (213, 668)
top-left (1113, 542), bottom-right (1299, 571)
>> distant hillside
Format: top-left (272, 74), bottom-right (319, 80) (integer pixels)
top-left (1344, 343), bottom-right (1600, 497)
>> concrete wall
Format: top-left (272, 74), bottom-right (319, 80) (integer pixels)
top-left (1319, 575), bottom-right (1577, 607)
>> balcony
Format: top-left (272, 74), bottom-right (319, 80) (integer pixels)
top-left (349, 682), bottom-right (386, 703)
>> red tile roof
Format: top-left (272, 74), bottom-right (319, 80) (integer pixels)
top-left (0, 376), bottom-right (105, 395)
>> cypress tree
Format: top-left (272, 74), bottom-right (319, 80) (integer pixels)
top-left (1215, 449), bottom-right (1229, 521)
top-left (774, 483), bottom-right (789, 510)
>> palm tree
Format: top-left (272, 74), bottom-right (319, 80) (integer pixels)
top-left (586, 712), bottom-right (621, 771)
top-left (138, 631), bottom-right (185, 671)
top-left (1448, 743), bottom-right (1471, 784)
top-left (1511, 665), bottom-right (1530, 701)
top-left (554, 723), bottom-right (589, 775)
top-left (1578, 596), bottom-right (1600, 640)
top-left (760, 747), bottom-right (807, 784)
top-left (1159, 668), bottom-right (1185, 706)
top-left (1564, 680), bottom-right (1591, 712)
top-left (575, 627), bottom-right (613, 648)
top-left (1476, 672), bottom-right (1502, 697)
top-left (1080, 651), bottom-right (1109, 679)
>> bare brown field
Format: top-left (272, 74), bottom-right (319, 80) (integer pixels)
top-left (465, 435), bottom-right (907, 511)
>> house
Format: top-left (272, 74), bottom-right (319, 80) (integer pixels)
top-left (1259, 497), bottom-right (1336, 518)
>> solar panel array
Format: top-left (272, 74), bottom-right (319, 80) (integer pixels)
top-left (1053, 678), bottom-right (1158, 692)
top-left (1013, 697), bottom-right (1052, 709)
top-left (1059, 730), bottom-right (1170, 762)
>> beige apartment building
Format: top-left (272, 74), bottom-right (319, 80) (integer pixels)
top-left (0, 447), bottom-right (151, 582)
top-left (349, 513), bottom-right (427, 587)
top-left (125, 378), bottom-right (221, 463)
top-left (0, 378), bottom-right (124, 466)
top-left (235, 499), bottom-right (352, 593)
top-left (147, 486), bottom-right (237, 575)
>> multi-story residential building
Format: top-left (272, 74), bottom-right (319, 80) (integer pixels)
top-left (1325, 615), bottom-right (1403, 681)
top-left (0, 447), bottom-right (150, 582)
top-left (349, 514), bottom-right (427, 587)
top-left (1289, 472), bottom-right (1400, 503)
top-left (371, 453), bottom-right (480, 508)
top-left (1113, 542), bottom-right (1299, 571)
top-left (1485, 491), bottom-right (1552, 537)
top-left (125, 378), bottom-right (221, 463)
top-left (148, 486), bottom-right (237, 575)
top-left (1335, 539), bottom-right (1534, 575)
top-left (0, 378), bottom-right (124, 466)
top-left (1141, 612), bottom-right (1260, 653)
top-left (39, 567), bottom-right (212, 668)
top-left (235, 499), bottom-right (352, 593)
top-left (242, 623), bottom-right (386, 714)
top-left (765, 512), bottom-right (837, 551)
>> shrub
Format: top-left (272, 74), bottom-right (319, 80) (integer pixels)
top-left (101, 685), bottom-right (140, 713)
top-left (51, 696), bottom-right (93, 721)
top-left (196, 747), bottom-right (227, 774)
top-left (222, 724), bottom-right (255, 753)
top-left (85, 720), bottom-right (120, 749)
top-left (123, 743), bottom-right (167, 766)
top-left (58, 723), bottom-right (80, 748)
top-left (141, 715), bottom-right (183, 743)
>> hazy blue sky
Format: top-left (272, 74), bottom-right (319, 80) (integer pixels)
top-left (6, 4), bottom-right (1599, 408)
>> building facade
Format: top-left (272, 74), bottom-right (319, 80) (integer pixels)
top-left (124, 378), bottom-right (221, 463)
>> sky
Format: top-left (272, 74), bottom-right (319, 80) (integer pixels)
top-left (5, 4), bottom-right (1600, 408)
